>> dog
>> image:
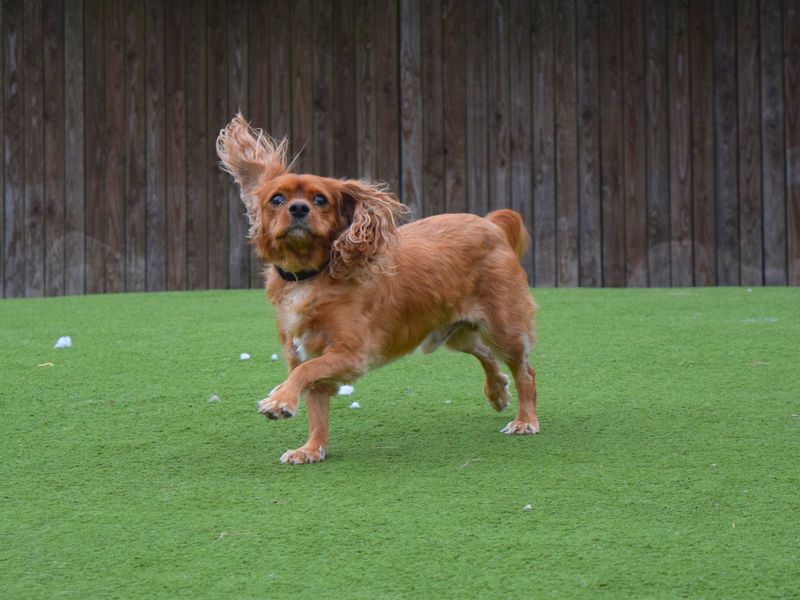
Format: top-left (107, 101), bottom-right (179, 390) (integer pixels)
top-left (217, 114), bottom-right (539, 464)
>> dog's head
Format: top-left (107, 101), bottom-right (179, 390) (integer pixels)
top-left (216, 113), bottom-right (407, 279)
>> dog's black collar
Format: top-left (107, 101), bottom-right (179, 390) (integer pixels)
top-left (273, 265), bottom-right (324, 282)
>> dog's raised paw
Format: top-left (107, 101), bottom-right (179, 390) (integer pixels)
top-left (501, 419), bottom-right (540, 435)
top-left (257, 392), bottom-right (297, 420)
top-left (485, 373), bottom-right (511, 412)
top-left (280, 446), bottom-right (326, 465)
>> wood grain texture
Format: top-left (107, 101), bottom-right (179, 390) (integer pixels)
top-left (24, 0), bottom-right (44, 296)
top-left (554, 0), bottom-right (579, 286)
top-left (421, 0), bottom-right (443, 216)
top-left (466, 0), bottom-right (488, 218)
top-left (599, 0), bottom-right (625, 287)
top-left (645, 0), bottom-right (670, 287)
top-left (186, 0), bottom-right (207, 290)
top-left (441, 0), bottom-right (466, 214)
top-left (3, 0), bottom-right (24, 297)
top-left (64, 0), bottom-right (84, 295)
top-left (690, 0), bottom-right (716, 286)
top-left (374, 0), bottom-right (399, 194)
top-left (44, 0), bottom-right (65, 296)
top-left (761, 0), bottom-right (786, 285)
top-left (787, 0), bottom-right (800, 285)
top-left (577, 0), bottom-right (601, 287)
top-left (355, 0), bottom-right (377, 179)
top-left (509, 0), bottom-right (534, 278)
top-left (668, 0), bottom-right (693, 287)
top-left (248, 0), bottom-right (268, 288)
top-left (104, 0), bottom-right (125, 293)
top-left (333, 0), bottom-right (356, 178)
top-left (292, 0), bottom-right (313, 174)
top-left (399, 0), bottom-right (422, 216)
top-left (532, 0), bottom-right (556, 286)
top-left (713, 0), bottom-right (740, 285)
top-left (488, 0), bottom-right (509, 214)
top-left (206, 0), bottom-right (228, 289)
top-left (0, 0), bottom-right (4, 297)
top-left (145, 0), bottom-right (166, 291)
top-left (737, 0), bottom-right (762, 286)
top-left (125, 0), bottom-right (146, 292)
top-left (312, 0), bottom-right (334, 177)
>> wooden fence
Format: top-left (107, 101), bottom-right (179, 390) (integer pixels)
top-left (2, 0), bottom-right (799, 297)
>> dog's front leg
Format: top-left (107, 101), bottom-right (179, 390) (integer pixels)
top-left (279, 383), bottom-right (335, 465)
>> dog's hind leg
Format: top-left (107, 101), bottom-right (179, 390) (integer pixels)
top-left (445, 327), bottom-right (510, 412)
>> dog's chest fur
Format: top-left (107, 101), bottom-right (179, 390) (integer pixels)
top-left (277, 285), bottom-right (320, 363)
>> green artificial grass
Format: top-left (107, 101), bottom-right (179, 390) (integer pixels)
top-left (1, 287), bottom-right (798, 599)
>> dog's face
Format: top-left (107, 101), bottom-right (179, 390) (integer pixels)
top-left (216, 114), bottom-right (407, 278)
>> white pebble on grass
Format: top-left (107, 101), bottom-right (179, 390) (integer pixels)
top-left (338, 385), bottom-right (355, 396)
top-left (523, 504), bottom-right (532, 511)
top-left (349, 401), bottom-right (361, 410)
top-left (208, 394), bottom-right (221, 403)
top-left (53, 336), bottom-right (72, 349)
top-left (240, 353), bottom-right (251, 360)
top-left (271, 353), bottom-right (279, 361)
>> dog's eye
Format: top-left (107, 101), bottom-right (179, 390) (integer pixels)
top-left (313, 194), bottom-right (328, 207)
top-left (270, 194), bottom-right (285, 206)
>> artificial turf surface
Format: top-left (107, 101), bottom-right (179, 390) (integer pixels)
top-left (1, 287), bottom-right (798, 598)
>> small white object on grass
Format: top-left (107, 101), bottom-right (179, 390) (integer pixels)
top-left (523, 504), bottom-right (532, 511)
top-left (338, 385), bottom-right (354, 396)
top-left (240, 353), bottom-right (251, 360)
top-left (53, 336), bottom-right (72, 349)
top-left (271, 353), bottom-right (279, 361)
top-left (208, 394), bottom-right (221, 403)
top-left (349, 401), bottom-right (361, 409)
top-left (444, 400), bottom-right (453, 405)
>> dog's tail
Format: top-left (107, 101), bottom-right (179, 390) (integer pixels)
top-left (486, 209), bottom-right (529, 260)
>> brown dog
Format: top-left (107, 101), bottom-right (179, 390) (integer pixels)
top-left (217, 114), bottom-right (539, 464)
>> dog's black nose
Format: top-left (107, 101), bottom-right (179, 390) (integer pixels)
top-left (288, 202), bottom-right (310, 220)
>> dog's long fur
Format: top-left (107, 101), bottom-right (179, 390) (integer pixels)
top-left (217, 113), bottom-right (539, 464)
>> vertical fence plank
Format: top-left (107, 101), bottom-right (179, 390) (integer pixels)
top-left (509, 0), bottom-right (533, 278)
top-left (44, 0), bottom-right (65, 296)
top-left (248, 0), bottom-right (268, 288)
top-left (186, 0), bottom-right (207, 290)
top-left (622, 0), bottom-right (647, 286)
top-left (690, 0), bottom-right (715, 286)
top-left (312, 0), bottom-right (334, 177)
top-left (375, 0), bottom-right (399, 194)
top-left (355, 0), bottom-right (377, 179)
top-left (466, 0), bottom-right (488, 217)
top-left (269, 1), bottom-right (289, 141)
top-left (421, 0), bottom-right (443, 216)
top-left (737, 0), bottom-right (763, 286)
top-left (84, 0), bottom-right (105, 294)
top-left (599, 0), bottom-right (625, 287)
top-left (292, 0), bottom-right (313, 174)
top-left (645, 0), bottom-right (670, 287)
top-left (761, 0), bottom-right (786, 285)
top-left (668, 0), bottom-right (693, 287)
top-left (488, 0), bottom-right (509, 214)
top-left (532, 0), bottom-right (556, 286)
top-left (105, 0), bottom-right (125, 293)
top-left (399, 0), bottom-right (422, 215)
top-left (555, 0), bottom-right (579, 287)
top-left (125, 0), bottom-right (146, 292)
top-left (165, 0), bottom-right (187, 291)
top-left (787, 0), bottom-right (800, 285)
top-left (577, 0), bottom-right (601, 287)
top-left (3, 0), bottom-right (24, 297)
top-left (24, 0), bottom-right (44, 297)
top-left (333, 0), bottom-right (356, 179)
top-left (441, 0), bottom-right (466, 213)
top-left (207, 0), bottom-right (228, 289)
top-left (227, 0), bottom-right (248, 288)
top-left (145, 0), bottom-right (166, 291)
top-left (0, 0), bottom-right (4, 297)
top-left (64, 0), bottom-right (84, 295)
top-left (714, 1), bottom-right (739, 285)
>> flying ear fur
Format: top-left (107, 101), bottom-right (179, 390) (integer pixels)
top-left (329, 180), bottom-right (409, 279)
top-left (216, 113), bottom-right (289, 236)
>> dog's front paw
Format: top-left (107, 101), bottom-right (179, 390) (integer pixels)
top-left (280, 445), bottom-right (326, 465)
top-left (485, 373), bottom-right (511, 412)
top-left (257, 385), bottom-right (297, 420)
top-left (501, 419), bottom-right (540, 435)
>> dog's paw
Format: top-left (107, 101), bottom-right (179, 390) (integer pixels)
top-left (280, 445), bottom-right (326, 465)
top-left (500, 419), bottom-right (540, 435)
top-left (257, 386), bottom-right (297, 420)
top-left (485, 373), bottom-right (511, 412)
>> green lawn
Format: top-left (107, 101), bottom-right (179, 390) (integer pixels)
top-left (1, 287), bottom-right (798, 598)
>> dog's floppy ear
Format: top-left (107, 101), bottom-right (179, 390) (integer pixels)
top-left (329, 180), bottom-right (409, 279)
top-left (216, 113), bottom-right (288, 222)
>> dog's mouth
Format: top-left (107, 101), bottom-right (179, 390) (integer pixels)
top-left (278, 224), bottom-right (314, 240)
